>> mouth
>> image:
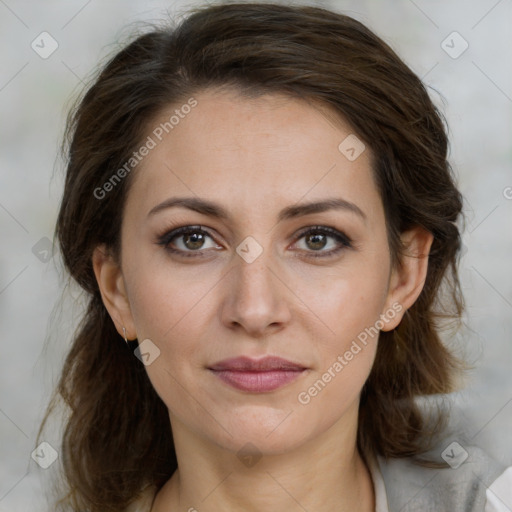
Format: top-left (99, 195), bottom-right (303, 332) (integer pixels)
top-left (208, 356), bottom-right (308, 392)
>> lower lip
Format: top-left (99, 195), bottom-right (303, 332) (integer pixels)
top-left (210, 369), bottom-right (306, 392)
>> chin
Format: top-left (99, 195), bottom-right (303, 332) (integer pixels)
top-left (206, 411), bottom-right (314, 456)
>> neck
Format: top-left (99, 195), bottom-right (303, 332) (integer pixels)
top-left (152, 406), bottom-right (375, 512)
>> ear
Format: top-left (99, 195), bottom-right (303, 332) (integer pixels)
top-left (92, 244), bottom-right (137, 340)
top-left (380, 226), bottom-right (434, 331)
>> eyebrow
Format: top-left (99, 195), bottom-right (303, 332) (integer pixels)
top-left (147, 196), bottom-right (367, 223)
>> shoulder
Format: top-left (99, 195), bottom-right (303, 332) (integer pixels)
top-left (377, 443), bottom-right (511, 512)
top-left (485, 466), bottom-right (512, 512)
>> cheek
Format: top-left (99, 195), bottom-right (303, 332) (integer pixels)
top-left (296, 252), bottom-right (391, 343)
top-left (126, 256), bottom-right (213, 343)
top-left (295, 346), bottom-right (376, 433)
top-left (293, 271), bottom-right (387, 419)
top-left (292, 248), bottom-right (390, 389)
top-left (123, 260), bottom-right (214, 400)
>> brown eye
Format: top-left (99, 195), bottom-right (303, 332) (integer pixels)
top-left (181, 231), bottom-right (207, 250)
top-left (294, 226), bottom-right (352, 258)
top-left (157, 225), bottom-right (220, 257)
top-left (304, 232), bottom-right (329, 251)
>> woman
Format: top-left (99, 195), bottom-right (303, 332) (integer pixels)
top-left (39, 2), bottom-right (511, 511)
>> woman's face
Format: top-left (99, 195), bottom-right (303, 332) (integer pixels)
top-left (95, 88), bottom-right (426, 456)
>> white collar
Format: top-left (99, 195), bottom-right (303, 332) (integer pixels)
top-left (368, 456), bottom-right (390, 512)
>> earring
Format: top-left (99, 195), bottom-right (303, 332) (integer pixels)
top-left (122, 327), bottom-right (128, 344)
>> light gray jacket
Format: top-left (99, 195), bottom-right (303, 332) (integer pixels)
top-left (377, 444), bottom-right (506, 511)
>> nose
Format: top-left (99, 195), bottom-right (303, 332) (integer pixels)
top-left (219, 248), bottom-right (292, 338)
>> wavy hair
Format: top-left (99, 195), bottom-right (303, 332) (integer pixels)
top-left (39, 2), bottom-right (465, 510)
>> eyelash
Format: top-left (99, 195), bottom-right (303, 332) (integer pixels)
top-left (155, 225), bottom-right (353, 259)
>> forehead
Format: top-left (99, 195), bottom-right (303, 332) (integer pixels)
top-left (124, 88), bottom-right (381, 223)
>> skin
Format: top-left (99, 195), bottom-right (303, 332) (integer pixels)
top-left (93, 88), bottom-right (433, 512)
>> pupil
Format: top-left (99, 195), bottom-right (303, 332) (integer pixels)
top-left (307, 233), bottom-right (326, 250)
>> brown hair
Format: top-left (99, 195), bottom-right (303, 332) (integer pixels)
top-left (39, 2), bottom-right (465, 510)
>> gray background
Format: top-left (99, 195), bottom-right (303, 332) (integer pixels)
top-left (0, 0), bottom-right (511, 510)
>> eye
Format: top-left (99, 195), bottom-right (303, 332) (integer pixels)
top-left (156, 224), bottom-right (353, 259)
top-left (292, 226), bottom-right (352, 258)
top-left (156, 225), bottom-right (221, 257)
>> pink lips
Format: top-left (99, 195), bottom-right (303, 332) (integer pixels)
top-left (208, 356), bottom-right (307, 392)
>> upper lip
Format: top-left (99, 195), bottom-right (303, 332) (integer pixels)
top-left (208, 356), bottom-right (307, 372)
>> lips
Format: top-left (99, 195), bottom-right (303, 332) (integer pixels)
top-left (208, 356), bottom-right (306, 372)
top-left (208, 356), bottom-right (307, 392)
